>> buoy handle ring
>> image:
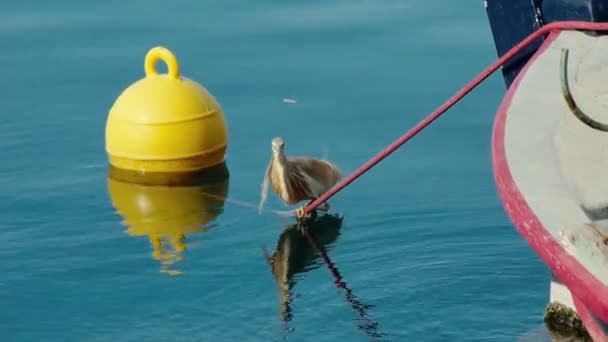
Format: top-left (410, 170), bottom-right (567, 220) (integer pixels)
top-left (144, 46), bottom-right (180, 80)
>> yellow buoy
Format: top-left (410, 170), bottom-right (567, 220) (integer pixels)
top-left (105, 46), bottom-right (228, 176)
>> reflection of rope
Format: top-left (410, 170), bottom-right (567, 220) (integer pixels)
top-left (201, 186), bottom-right (382, 338)
top-left (205, 190), bottom-right (383, 339)
top-left (299, 221), bottom-right (384, 341)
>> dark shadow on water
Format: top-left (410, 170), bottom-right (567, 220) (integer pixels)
top-left (106, 162), bottom-right (230, 276)
top-left (263, 213), bottom-right (385, 341)
top-left (263, 213), bottom-right (344, 322)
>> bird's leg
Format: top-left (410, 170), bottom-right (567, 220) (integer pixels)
top-left (295, 206), bottom-right (310, 220)
top-left (295, 200), bottom-right (321, 221)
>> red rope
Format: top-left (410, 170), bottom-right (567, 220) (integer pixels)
top-left (303, 20), bottom-right (608, 214)
top-left (299, 226), bottom-right (383, 339)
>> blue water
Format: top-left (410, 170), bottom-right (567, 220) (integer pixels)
top-left (1, 1), bottom-right (552, 341)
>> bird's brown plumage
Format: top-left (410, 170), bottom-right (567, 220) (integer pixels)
top-left (258, 137), bottom-right (342, 214)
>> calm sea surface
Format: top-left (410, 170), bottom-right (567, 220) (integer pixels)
top-left (0, 1), bottom-right (552, 341)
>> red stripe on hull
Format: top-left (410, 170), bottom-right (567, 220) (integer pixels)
top-left (491, 30), bottom-right (608, 331)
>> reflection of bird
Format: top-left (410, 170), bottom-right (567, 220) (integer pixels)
top-left (262, 213), bottom-right (343, 322)
top-left (259, 137), bottom-right (342, 220)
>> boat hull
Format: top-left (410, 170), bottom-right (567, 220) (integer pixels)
top-left (491, 28), bottom-right (608, 341)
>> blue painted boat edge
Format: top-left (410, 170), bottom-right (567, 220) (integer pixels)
top-left (484, 0), bottom-right (608, 88)
top-left (484, 0), bottom-right (544, 88)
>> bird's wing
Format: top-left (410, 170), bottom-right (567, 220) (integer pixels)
top-left (288, 164), bottom-right (315, 200)
top-left (258, 157), bottom-right (274, 214)
top-left (289, 157), bottom-right (342, 186)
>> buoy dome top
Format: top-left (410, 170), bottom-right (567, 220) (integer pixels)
top-left (109, 46), bottom-right (222, 125)
top-left (104, 46), bottom-right (229, 174)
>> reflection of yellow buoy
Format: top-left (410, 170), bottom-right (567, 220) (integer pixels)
top-left (105, 46), bottom-right (229, 177)
top-left (107, 163), bottom-right (229, 275)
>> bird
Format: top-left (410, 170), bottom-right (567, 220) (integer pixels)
top-left (259, 137), bottom-right (342, 220)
